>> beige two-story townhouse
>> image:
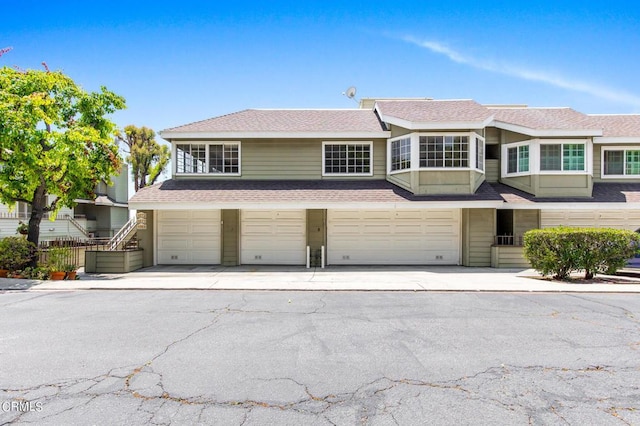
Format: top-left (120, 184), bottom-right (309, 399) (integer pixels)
top-left (128, 98), bottom-right (640, 268)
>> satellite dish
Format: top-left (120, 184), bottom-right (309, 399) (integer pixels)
top-left (343, 86), bottom-right (357, 99)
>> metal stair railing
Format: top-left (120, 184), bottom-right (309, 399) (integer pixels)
top-left (108, 216), bottom-right (138, 251)
top-left (63, 214), bottom-right (90, 238)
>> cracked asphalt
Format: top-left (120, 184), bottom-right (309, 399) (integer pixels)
top-left (1, 291), bottom-right (639, 425)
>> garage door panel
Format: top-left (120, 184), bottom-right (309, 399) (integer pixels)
top-left (157, 210), bottom-right (220, 265)
top-left (328, 209), bottom-right (460, 265)
top-left (241, 210), bottom-right (306, 265)
top-left (158, 239), bottom-right (188, 250)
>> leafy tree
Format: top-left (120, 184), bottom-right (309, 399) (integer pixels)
top-left (116, 125), bottom-right (170, 192)
top-left (0, 66), bottom-right (125, 252)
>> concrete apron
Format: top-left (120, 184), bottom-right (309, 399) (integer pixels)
top-left (4, 265), bottom-right (640, 293)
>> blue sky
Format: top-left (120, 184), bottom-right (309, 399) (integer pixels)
top-left (5, 0), bottom-right (640, 136)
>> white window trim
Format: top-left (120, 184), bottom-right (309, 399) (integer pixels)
top-left (172, 141), bottom-right (242, 176)
top-left (418, 132), bottom-right (481, 172)
top-left (387, 132), bottom-right (485, 174)
top-left (537, 139), bottom-right (591, 175)
top-left (601, 145), bottom-right (640, 179)
top-left (501, 141), bottom-right (532, 177)
top-left (321, 141), bottom-right (374, 177)
top-left (475, 135), bottom-right (485, 173)
top-left (387, 135), bottom-right (413, 175)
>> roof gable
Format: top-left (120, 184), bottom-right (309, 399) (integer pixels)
top-left (375, 99), bottom-right (493, 130)
top-left (489, 107), bottom-right (602, 137)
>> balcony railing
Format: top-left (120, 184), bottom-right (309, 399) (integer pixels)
top-left (494, 235), bottom-right (524, 246)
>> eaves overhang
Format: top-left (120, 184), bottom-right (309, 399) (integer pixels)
top-left (375, 111), bottom-right (494, 131)
top-left (129, 200), bottom-right (504, 211)
top-left (492, 120), bottom-right (603, 137)
top-left (160, 131), bottom-right (391, 141)
top-left (594, 137), bottom-right (640, 144)
top-left (498, 202), bottom-right (640, 210)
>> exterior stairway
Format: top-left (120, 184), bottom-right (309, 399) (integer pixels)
top-left (108, 216), bottom-right (138, 251)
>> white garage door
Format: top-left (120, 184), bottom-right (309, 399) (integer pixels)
top-left (157, 210), bottom-right (221, 264)
top-left (541, 210), bottom-right (640, 231)
top-left (328, 209), bottom-right (460, 265)
top-left (241, 210), bottom-right (306, 265)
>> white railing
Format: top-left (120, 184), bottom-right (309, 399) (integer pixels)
top-left (63, 214), bottom-right (90, 237)
top-left (108, 216), bottom-right (137, 251)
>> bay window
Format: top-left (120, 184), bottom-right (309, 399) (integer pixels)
top-left (390, 137), bottom-right (411, 171)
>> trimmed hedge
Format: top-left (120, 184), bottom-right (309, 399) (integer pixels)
top-left (523, 227), bottom-right (640, 280)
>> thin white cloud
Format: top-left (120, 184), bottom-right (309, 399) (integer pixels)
top-left (401, 36), bottom-right (640, 108)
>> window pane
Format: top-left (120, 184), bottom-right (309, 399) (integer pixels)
top-left (391, 138), bottom-right (411, 171)
top-left (325, 144), bottom-right (371, 174)
top-left (422, 135), bottom-right (469, 168)
top-left (176, 144), bottom-right (206, 173)
top-left (224, 144), bottom-right (239, 173)
top-left (563, 144), bottom-right (585, 171)
top-left (209, 145), bottom-right (223, 173)
top-left (475, 137), bottom-right (484, 171)
top-left (626, 150), bottom-right (640, 175)
top-left (507, 147), bottom-right (518, 173)
top-left (604, 150), bottom-right (624, 175)
top-left (540, 145), bottom-right (561, 171)
top-left (519, 145), bottom-right (529, 172)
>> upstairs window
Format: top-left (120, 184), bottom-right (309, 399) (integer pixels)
top-left (176, 142), bottom-right (240, 175)
top-left (475, 137), bottom-right (485, 171)
top-left (603, 148), bottom-right (640, 177)
top-left (507, 145), bottom-right (529, 174)
top-left (390, 137), bottom-right (411, 171)
top-left (323, 142), bottom-right (372, 175)
top-left (540, 143), bottom-right (584, 172)
top-left (419, 135), bottom-right (469, 168)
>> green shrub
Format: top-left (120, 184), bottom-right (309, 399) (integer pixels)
top-left (0, 237), bottom-right (37, 271)
top-left (46, 246), bottom-right (72, 272)
top-left (524, 227), bottom-right (640, 280)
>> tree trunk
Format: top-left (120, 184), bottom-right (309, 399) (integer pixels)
top-left (26, 184), bottom-right (47, 267)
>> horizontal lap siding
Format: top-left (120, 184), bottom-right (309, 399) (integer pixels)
top-left (466, 208), bottom-right (494, 267)
top-left (541, 210), bottom-right (640, 231)
top-left (240, 139), bottom-right (387, 179)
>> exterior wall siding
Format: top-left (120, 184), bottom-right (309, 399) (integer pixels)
top-left (416, 171), bottom-right (480, 195)
top-left (485, 160), bottom-right (500, 182)
top-left (85, 250), bottom-right (143, 273)
top-left (513, 209), bottom-right (540, 237)
top-left (491, 246), bottom-right (531, 268)
top-left (136, 210), bottom-right (154, 267)
top-left (222, 209), bottom-right (239, 266)
top-left (501, 174), bottom-right (592, 197)
top-left (462, 208), bottom-right (495, 267)
top-left (541, 209), bottom-right (640, 231)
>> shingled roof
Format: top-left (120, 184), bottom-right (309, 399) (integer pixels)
top-left (161, 109), bottom-right (387, 136)
top-left (375, 99), bottom-right (493, 127)
top-left (129, 179), bottom-right (503, 207)
top-left (488, 107), bottom-right (601, 135)
top-left (130, 179), bottom-right (640, 207)
top-left (587, 114), bottom-right (640, 138)
top-left (490, 182), bottom-right (640, 204)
